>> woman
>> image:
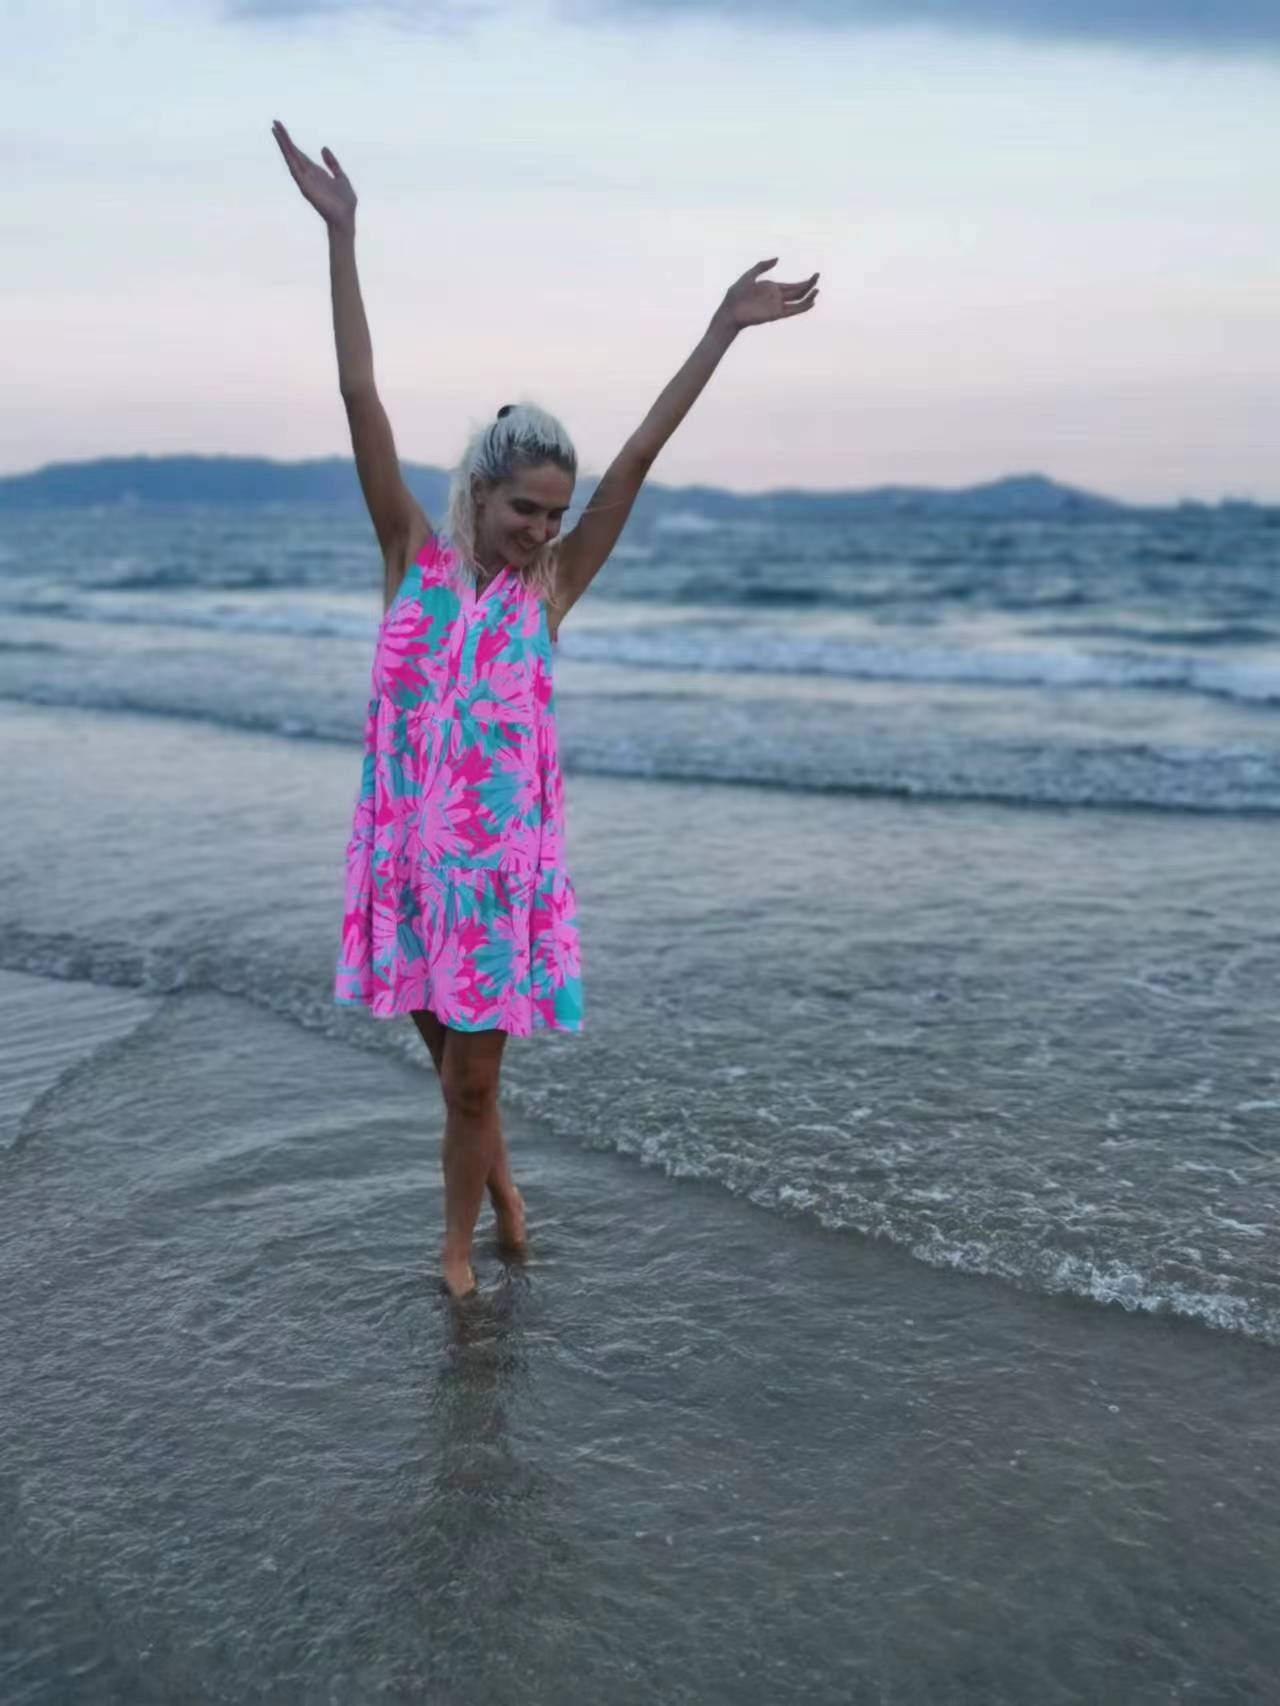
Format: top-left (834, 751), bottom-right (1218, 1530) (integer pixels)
top-left (271, 119), bottom-right (819, 1299)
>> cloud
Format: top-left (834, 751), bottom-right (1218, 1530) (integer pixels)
top-left (226, 0), bottom-right (1280, 51)
top-left (224, 0), bottom-right (486, 24)
top-left (579, 0), bottom-right (1280, 52)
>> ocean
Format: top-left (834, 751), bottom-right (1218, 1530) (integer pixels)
top-left (1, 499), bottom-right (1277, 1703)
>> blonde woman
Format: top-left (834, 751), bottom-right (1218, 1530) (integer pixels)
top-left (272, 119), bottom-right (819, 1299)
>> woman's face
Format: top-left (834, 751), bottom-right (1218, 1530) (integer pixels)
top-left (474, 462), bottom-right (575, 570)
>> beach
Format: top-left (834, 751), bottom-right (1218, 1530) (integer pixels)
top-left (1, 503), bottom-right (1278, 1701)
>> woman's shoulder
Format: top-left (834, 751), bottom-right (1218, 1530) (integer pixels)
top-left (406, 524), bottom-right (469, 589)
top-left (407, 517), bottom-right (447, 567)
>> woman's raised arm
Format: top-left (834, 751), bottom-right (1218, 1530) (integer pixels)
top-left (271, 121), bottom-right (427, 585)
top-left (552, 258), bottom-right (819, 635)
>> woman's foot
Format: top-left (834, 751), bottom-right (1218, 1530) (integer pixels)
top-left (490, 1184), bottom-right (527, 1253)
top-left (440, 1252), bottom-right (477, 1300)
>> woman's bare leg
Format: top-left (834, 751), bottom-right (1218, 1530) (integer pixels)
top-left (410, 1009), bottom-right (526, 1251)
top-left (410, 1007), bottom-right (448, 1078)
top-left (435, 1025), bottom-right (511, 1297)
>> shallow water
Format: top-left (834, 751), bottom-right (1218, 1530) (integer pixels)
top-left (3, 968), bottom-right (1278, 1705)
top-left (3, 703), bottom-right (1276, 1344)
top-left (1, 702), bottom-right (1278, 1702)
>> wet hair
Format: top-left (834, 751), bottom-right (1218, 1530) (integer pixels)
top-left (443, 400), bottom-right (578, 607)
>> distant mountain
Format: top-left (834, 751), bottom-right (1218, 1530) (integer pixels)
top-left (0, 454), bottom-right (1267, 523)
top-left (635, 472), bottom-right (1127, 523)
top-left (0, 455), bottom-right (454, 516)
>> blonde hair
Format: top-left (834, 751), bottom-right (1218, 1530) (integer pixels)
top-left (443, 400), bottom-right (578, 609)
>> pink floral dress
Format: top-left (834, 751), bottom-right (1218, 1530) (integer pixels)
top-left (334, 530), bottom-right (583, 1034)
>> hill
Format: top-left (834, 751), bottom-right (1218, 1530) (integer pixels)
top-left (0, 455), bottom-right (1259, 522)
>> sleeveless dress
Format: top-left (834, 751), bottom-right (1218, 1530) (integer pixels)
top-left (333, 529), bottom-right (583, 1034)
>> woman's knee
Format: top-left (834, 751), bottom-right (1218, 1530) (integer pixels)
top-left (440, 1030), bottom-right (507, 1116)
top-left (441, 1072), bottom-right (498, 1118)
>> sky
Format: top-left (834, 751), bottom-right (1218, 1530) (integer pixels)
top-left (5, 0), bottom-right (1278, 501)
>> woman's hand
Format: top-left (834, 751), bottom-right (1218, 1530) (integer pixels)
top-left (715, 258), bottom-right (820, 331)
top-left (271, 119), bottom-right (357, 232)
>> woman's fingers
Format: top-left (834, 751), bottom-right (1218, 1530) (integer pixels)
top-left (272, 120), bottom-right (303, 165)
top-left (741, 256), bottom-right (779, 283)
top-left (275, 142), bottom-right (306, 188)
top-left (272, 120), bottom-right (323, 179)
top-left (275, 131), bottom-right (309, 177)
top-left (732, 259), bottom-right (820, 298)
top-left (780, 289), bottom-right (819, 317)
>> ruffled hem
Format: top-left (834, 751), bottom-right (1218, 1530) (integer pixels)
top-left (332, 993), bottom-right (582, 1035)
top-left (333, 860), bottom-right (583, 1037)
